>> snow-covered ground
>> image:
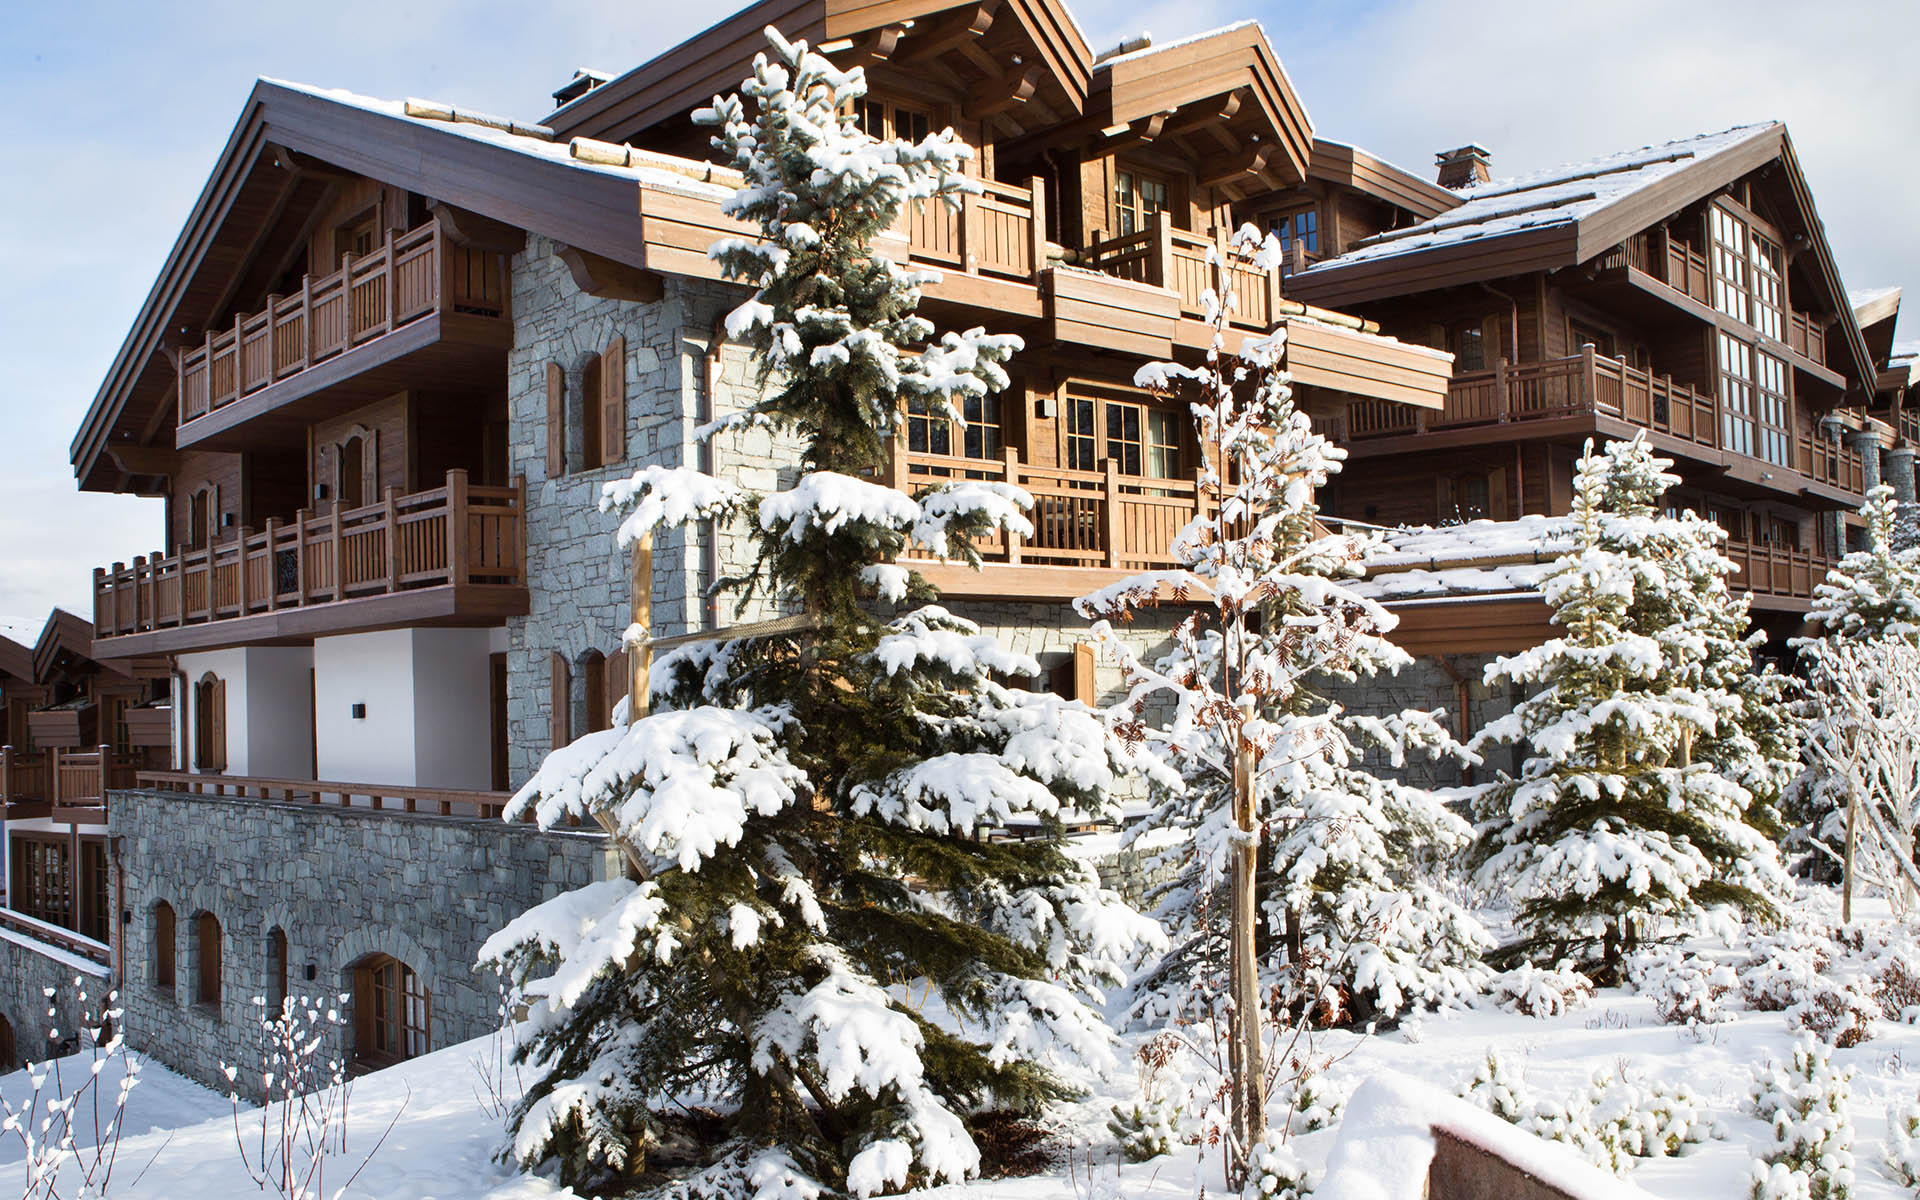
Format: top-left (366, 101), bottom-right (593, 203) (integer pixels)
top-left (11, 891), bottom-right (1920, 1198)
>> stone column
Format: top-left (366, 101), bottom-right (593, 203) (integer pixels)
top-left (1888, 444), bottom-right (1919, 550)
top-left (1823, 416), bottom-right (1854, 557)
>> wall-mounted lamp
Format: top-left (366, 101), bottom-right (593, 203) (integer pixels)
top-left (304, 964), bottom-right (317, 982)
top-left (350, 703), bottom-right (367, 719)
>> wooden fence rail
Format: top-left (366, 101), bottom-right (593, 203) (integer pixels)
top-left (0, 907), bottom-right (111, 967)
top-left (178, 218), bottom-right (509, 426)
top-left (93, 470), bottom-right (525, 640)
top-left (135, 771), bottom-right (523, 822)
top-left (1, 744), bottom-right (139, 813)
top-left (1082, 213), bottom-right (1282, 329)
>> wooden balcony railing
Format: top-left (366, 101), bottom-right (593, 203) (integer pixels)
top-left (92, 469), bottom-right (525, 640)
top-left (1617, 232), bottom-right (1710, 305)
top-left (0, 908), bottom-right (110, 967)
top-left (135, 771), bottom-right (521, 821)
top-left (177, 217), bottom-right (509, 427)
top-left (1723, 537), bottom-right (1831, 600)
top-left (893, 447), bottom-right (1213, 572)
top-left (1, 744), bottom-right (140, 813)
top-left (1788, 311), bottom-right (1828, 368)
top-left (1082, 213), bottom-right (1281, 330)
top-left (900, 177), bottom-right (1046, 282)
top-left (1343, 348), bottom-right (1865, 494)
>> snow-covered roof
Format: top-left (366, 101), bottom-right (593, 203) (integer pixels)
top-left (1304, 123), bottom-right (1777, 270)
top-left (1094, 20), bottom-right (1260, 69)
top-left (0, 616), bottom-right (40, 646)
top-left (1351, 516), bottom-right (1572, 603)
top-left (266, 79), bottom-right (736, 203)
top-left (1852, 284), bottom-right (1902, 329)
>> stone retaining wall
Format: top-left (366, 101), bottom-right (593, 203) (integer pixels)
top-left (109, 787), bottom-right (613, 1096)
top-left (0, 929), bottom-right (108, 1068)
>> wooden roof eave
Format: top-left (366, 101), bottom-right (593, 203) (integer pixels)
top-left (1307, 139), bottom-right (1459, 221)
top-left (73, 80), bottom-right (668, 494)
top-left (0, 636), bottom-right (31, 685)
top-left (1774, 132), bottom-right (1876, 388)
top-left (1284, 223), bottom-right (1580, 308)
top-left (71, 87), bottom-right (276, 494)
top-left (33, 609), bottom-right (120, 684)
top-left (544, 0), bottom-right (1093, 143)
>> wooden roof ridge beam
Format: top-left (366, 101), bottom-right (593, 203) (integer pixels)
top-left (555, 243), bottom-right (665, 303)
top-left (896, 1), bottom-right (1000, 65)
top-left (966, 62), bottom-right (1044, 117)
top-left (403, 97), bottom-right (555, 142)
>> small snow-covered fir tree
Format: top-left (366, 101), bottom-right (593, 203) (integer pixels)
top-left (480, 29), bottom-right (1161, 1197)
top-left (1803, 485), bottom-right (1920, 644)
top-left (1079, 227), bottom-right (1487, 1179)
top-left (1471, 436), bottom-right (1790, 977)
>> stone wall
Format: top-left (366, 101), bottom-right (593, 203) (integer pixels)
top-left (1320, 651), bottom-right (1520, 788)
top-left (0, 930), bottom-right (108, 1068)
top-left (109, 787), bottom-right (613, 1096)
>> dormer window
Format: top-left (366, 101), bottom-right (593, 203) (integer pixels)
top-left (1269, 207), bottom-right (1319, 256)
top-left (1114, 169), bottom-right (1170, 236)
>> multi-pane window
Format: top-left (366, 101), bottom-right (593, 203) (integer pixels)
top-left (1710, 205), bottom-right (1750, 325)
top-left (1114, 170), bottom-right (1170, 236)
top-left (1064, 397), bottom-right (1097, 473)
top-left (1751, 232), bottom-right (1786, 342)
top-left (906, 399), bottom-right (953, 457)
top-left (1454, 324), bottom-right (1486, 371)
top-left (1718, 332), bottom-right (1755, 458)
top-left (80, 841), bottom-right (108, 944)
top-left (355, 954), bottom-right (431, 1070)
top-left (10, 837), bottom-right (70, 929)
top-left (1755, 350), bottom-right (1791, 467)
top-left (1145, 410), bottom-right (1181, 480)
top-left (960, 394), bottom-right (1003, 461)
top-left (858, 100), bottom-right (930, 144)
top-left (1270, 207), bottom-right (1319, 270)
top-left (1106, 403), bottom-right (1144, 476)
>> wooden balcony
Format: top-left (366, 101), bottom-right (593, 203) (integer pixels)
top-left (1722, 537), bottom-right (1831, 603)
top-left (1342, 349), bottom-right (1865, 498)
top-left (176, 217), bottom-right (510, 445)
top-left (890, 446), bottom-right (1217, 600)
top-left (90, 469), bottom-right (528, 656)
top-left (1082, 214), bottom-right (1285, 331)
top-left (2, 744), bottom-right (140, 822)
top-left (1616, 234), bottom-right (1829, 371)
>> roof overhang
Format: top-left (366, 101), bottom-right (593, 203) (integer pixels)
top-left (33, 609), bottom-right (121, 683)
top-left (0, 636), bottom-right (31, 684)
top-left (1306, 138), bottom-right (1459, 222)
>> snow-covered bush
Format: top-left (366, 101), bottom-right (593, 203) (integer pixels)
top-left (1802, 639), bottom-right (1920, 918)
top-left (1742, 929), bottom-right (1831, 1012)
top-left (1460, 1052), bottom-right (1717, 1174)
top-left (1470, 435), bottom-right (1791, 978)
top-left (1748, 1038), bottom-right (1855, 1200)
top-left (1888, 1091), bottom-right (1920, 1188)
top-left (1244, 1130), bottom-right (1318, 1199)
top-left (1107, 1096), bottom-right (1181, 1163)
top-left (1627, 948), bottom-right (1737, 1026)
top-left (1489, 962), bottom-right (1594, 1018)
top-left (1788, 978), bottom-right (1879, 1049)
top-left (1274, 1062), bottom-right (1346, 1135)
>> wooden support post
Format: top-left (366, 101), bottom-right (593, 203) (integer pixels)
top-left (383, 487), bottom-right (399, 593)
top-left (294, 508), bottom-right (309, 603)
top-left (1003, 447), bottom-right (1023, 564)
top-left (960, 190), bottom-right (982, 275)
top-left (301, 274), bottom-right (314, 365)
top-left (235, 527), bottom-right (251, 613)
top-left (2, 745), bottom-right (11, 804)
top-left (264, 294), bottom-right (278, 377)
top-left (1151, 211), bottom-right (1173, 289)
top-left (628, 533), bottom-right (653, 724)
top-left (446, 469), bottom-right (470, 585)
top-left (1102, 458), bottom-right (1122, 567)
top-left (332, 502), bottom-right (347, 600)
top-left (232, 313), bottom-right (244, 400)
top-left (92, 567), bottom-right (107, 634)
top-left (1026, 175), bottom-right (1047, 282)
top-left (385, 228), bottom-right (399, 331)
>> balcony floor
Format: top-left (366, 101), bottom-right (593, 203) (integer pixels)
top-left (90, 582), bottom-right (526, 658)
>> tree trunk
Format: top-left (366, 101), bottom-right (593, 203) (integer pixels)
top-left (1227, 700), bottom-right (1265, 1185)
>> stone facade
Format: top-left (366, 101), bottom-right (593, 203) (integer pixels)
top-left (0, 930), bottom-right (108, 1068)
top-left (1321, 652), bottom-right (1520, 788)
top-left (109, 787), bottom-right (613, 1096)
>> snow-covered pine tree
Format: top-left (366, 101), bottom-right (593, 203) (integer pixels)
top-left (1803, 485), bottom-right (1920, 644)
top-left (1470, 435), bottom-right (1790, 977)
top-left (1078, 227), bottom-right (1488, 1179)
top-left (479, 29), bottom-right (1162, 1197)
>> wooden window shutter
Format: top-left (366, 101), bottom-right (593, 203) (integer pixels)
top-left (549, 651), bottom-right (571, 750)
top-left (600, 335), bottom-right (626, 467)
top-left (1435, 477), bottom-right (1454, 523)
top-left (545, 363), bottom-right (565, 476)
top-left (1488, 467), bottom-right (1510, 520)
top-left (1482, 314), bottom-right (1505, 364)
top-left (1072, 641), bottom-right (1096, 705)
top-left (209, 678), bottom-right (227, 771)
top-left (606, 648), bottom-right (629, 724)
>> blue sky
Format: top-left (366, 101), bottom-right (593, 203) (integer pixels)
top-left (3, 0), bottom-right (1916, 627)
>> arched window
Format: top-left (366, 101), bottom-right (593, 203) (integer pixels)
top-left (266, 927), bottom-right (289, 1015)
top-left (0, 1015), bottom-right (14, 1072)
top-left (579, 355), bottom-right (603, 471)
top-left (351, 953), bottom-right (430, 1070)
top-left (153, 902), bottom-right (176, 994)
top-left (193, 673), bottom-right (226, 772)
top-left (579, 651), bottom-right (608, 735)
top-left (195, 912), bottom-right (222, 1009)
top-left (337, 435), bottom-right (366, 510)
top-left (186, 486), bottom-right (213, 552)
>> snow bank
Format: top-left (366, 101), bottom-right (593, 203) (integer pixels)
top-left (1320, 1072), bottom-right (1670, 1200)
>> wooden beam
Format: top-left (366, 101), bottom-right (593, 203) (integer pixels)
top-left (104, 445), bottom-right (176, 478)
top-left (427, 201), bottom-right (528, 253)
top-left (1201, 144), bottom-right (1270, 189)
top-left (1091, 112), bottom-right (1168, 155)
top-left (896, 1), bottom-right (998, 66)
top-left (966, 64), bottom-right (1042, 118)
top-left (268, 143), bottom-right (353, 180)
top-left (554, 244), bottom-right (665, 303)
top-left (1165, 88), bottom-right (1245, 137)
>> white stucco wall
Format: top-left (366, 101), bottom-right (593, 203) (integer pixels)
top-left (175, 647), bottom-right (313, 778)
top-left (312, 628), bottom-right (492, 788)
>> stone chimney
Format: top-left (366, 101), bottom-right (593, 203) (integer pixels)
top-left (1435, 145), bottom-right (1492, 190)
